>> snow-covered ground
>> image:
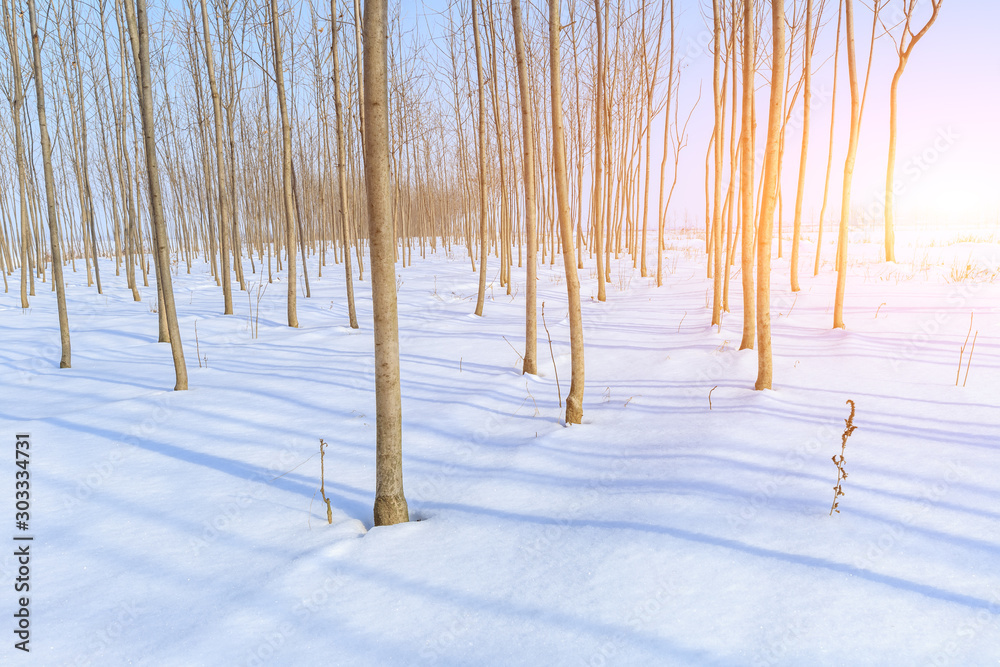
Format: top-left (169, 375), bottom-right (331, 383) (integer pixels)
top-left (2, 230), bottom-right (999, 666)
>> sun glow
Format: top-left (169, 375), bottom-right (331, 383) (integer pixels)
top-left (895, 170), bottom-right (998, 233)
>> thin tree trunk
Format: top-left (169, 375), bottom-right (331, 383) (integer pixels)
top-left (2, 0), bottom-right (31, 309)
top-left (836, 0), bottom-right (879, 269)
top-left (290, 163), bottom-right (311, 299)
top-left (485, 0), bottom-right (510, 295)
top-left (364, 0), bottom-right (409, 527)
top-left (472, 0), bottom-right (488, 317)
top-left (70, 0), bottom-right (101, 294)
top-left (833, 0), bottom-right (860, 329)
top-left (640, 0), bottom-right (665, 279)
top-left (723, 0), bottom-right (738, 310)
top-left (655, 0), bottom-right (675, 288)
top-left (710, 0), bottom-right (724, 327)
top-left (814, 0), bottom-right (843, 276)
top-left (353, 0), bottom-right (366, 155)
top-left (738, 0), bottom-right (755, 350)
top-left (755, 0), bottom-right (786, 390)
top-left (332, 0), bottom-right (359, 329)
top-left (884, 66), bottom-right (902, 264)
top-left (270, 0), bottom-right (299, 328)
top-left (791, 0), bottom-right (814, 292)
top-left (550, 0), bottom-right (585, 424)
top-left (27, 0), bottom-right (71, 367)
top-left (594, 0), bottom-right (606, 301)
top-left (196, 0), bottom-right (234, 315)
top-left (512, 0), bottom-right (537, 374)
top-left (123, 0), bottom-right (188, 390)
top-left (884, 0), bottom-right (942, 263)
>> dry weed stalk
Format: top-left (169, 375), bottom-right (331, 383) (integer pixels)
top-left (247, 277), bottom-right (267, 339)
top-left (963, 332), bottom-right (977, 387)
top-left (319, 439), bottom-right (333, 524)
top-left (541, 302), bottom-right (562, 408)
top-left (956, 313), bottom-right (977, 387)
top-left (195, 320), bottom-right (202, 368)
top-left (830, 400), bottom-right (858, 516)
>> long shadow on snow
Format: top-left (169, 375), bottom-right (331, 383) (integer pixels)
top-left (421, 502), bottom-right (1000, 614)
top-left (41, 416), bottom-right (373, 519)
top-left (403, 452), bottom-right (1000, 558)
top-left (514, 441), bottom-right (1000, 524)
top-left (328, 557), bottom-right (722, 665)
top-left (606, 381), bottom-right (1000, 453)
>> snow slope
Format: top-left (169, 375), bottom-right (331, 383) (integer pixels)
top-left (2, 233), bottom-right (999, 666)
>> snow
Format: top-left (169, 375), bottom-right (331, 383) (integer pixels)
top-left (2, 230), bottom-right (999, 666)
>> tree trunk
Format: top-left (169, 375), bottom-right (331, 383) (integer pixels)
top-left (710, 0), bottom-right (725, 327)
top-left (269, 0), bottom-right (299, 328)
top-left (365, 0), bottom-right (409, 527)
top-left (738, 0), bottom-right (755, 350)
top-left (197, 0), bottom-right (234, 315)
top-left (27, 0), bottom-right (71, 368)
top-left (353, 0), bottom-right (366, 155)
top-left (123, 0), bottom-right (188, 390)
top-left (640, 0), bottom-right (665, 279)
top-left (472, 0), bottom-right (489, 317)
top-left (512, 0), bottom-right (537, 374)
top-left (722, 0), bottom-right (738, 311)
top-left (71, 0), bottom-right (101, 295)
top-left (2, 0), bottom-right (31, 310)
top-left (814, 0), bottom-right (843, 277)
top-left (791, 0), bottom-right (814, 292)
top-left (550, 0), bottom-right (585, 424)
top-left (836, 0), bottom-right (879, 269)
top-left (884, 0), bottom-right (942, 263)
top-left (884, 66), bottom-right (902, 263)
top-left (332, 0), bottom-right (359, 329)
top-left (655, 0), bottom-right (675, 288)
top-left (594, 0), bottom-right (606, 301)
top-left (833, 0), bottom-right (860, 330)
top-left (755, 0), bottom-right (786, 390)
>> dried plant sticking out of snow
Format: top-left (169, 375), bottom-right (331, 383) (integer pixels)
top-left (319, 439), bottom-right (333, 525)
top-left (830, 400), bottom-right (858, 516)
top-left (956, 313), bottom-right (978, 387)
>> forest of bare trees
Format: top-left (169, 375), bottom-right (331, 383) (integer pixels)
top-left (0, 0), bottom-right (945, 525)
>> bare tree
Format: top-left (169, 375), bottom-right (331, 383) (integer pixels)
top-left (26, 0), bottom-right (71, 367)
top-left (640, 0), bottom-right (666, 279)
top-left (790, 0), bottom-right (817, 292)
top-left (710, 0), bottom-right (724, 327)
top-left (549, 0), bottom-right (585, 424)
top-left (512, 0), bottom-right (537, 374)
top-left (269, 0), bottom-right (299, 328)
top-left (122, 0), bottom-right (188, 390)
top-left (755, 0), bottom-right (786, 390)
top-left (195, 0), bottom-right (234, 315)
top-left (594, 0), bottom-right (606, 301)
top-left (70, 0), bottom-right (101, 295)
top-left (365, 0), bottom-right (409, 526)
top-left (833, 0), bottom-right (861, 329)
top-left (814, 0), bottom-right (843, 276)
top-left (737, 0), bottom-right (755, 350)
top-left (1, 0), bottom-right (31, 309)
top-left (472, 0), bottom-right (488, 317)
top-left (655, 0), bottom-right (675, 288)
top-left (353, 0), bottom-right (366, 154)
top-left (884, 0), bottom-right (943, 262)
top-left (332, 0), bottom-right (359, 329)
top-left (835, 0), bottom-right (879, 269)
top-left (484, 0), bottom-right (511, 294)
